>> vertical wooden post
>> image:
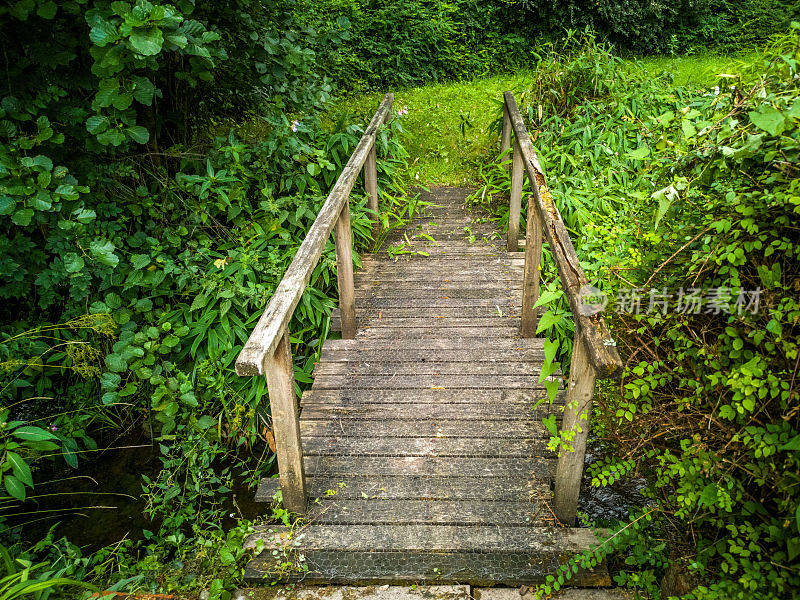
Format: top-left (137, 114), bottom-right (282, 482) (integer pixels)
top-left (500, 104), bottom-right (512, 172)
top-left (334, 200), bottom-right (356, 338)
top-left (507, 139), bottom-right (523, 252)
top-left (265, 328), bottom-right (307, 514)
top-left (520, 197), bottom-right (542, 337)
top-left (365, 142), bottom-right (379, 234)
top-left (553, 336), bottom-right (597, 525)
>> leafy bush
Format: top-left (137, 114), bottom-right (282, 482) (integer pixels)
top-left (474, 27), bottom-right (800, 598)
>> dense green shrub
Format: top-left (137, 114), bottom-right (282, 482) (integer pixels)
top-left (473, 28), bottom-right (800, 598)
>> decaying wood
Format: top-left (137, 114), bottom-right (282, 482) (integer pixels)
top-left (503, 91), bottom-right (622, 379)
top-left (235, 93), bottom-right (393, 376)
top-left (553, 337), bottom-right (596, 524)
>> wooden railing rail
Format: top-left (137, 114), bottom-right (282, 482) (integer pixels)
top-left (234, 94), bottom-right (394, 513)
top-left (500, 91), bottom-right (623, 524)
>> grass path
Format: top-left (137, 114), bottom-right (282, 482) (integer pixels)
top-left (329, 52), bottom-right (765, 187)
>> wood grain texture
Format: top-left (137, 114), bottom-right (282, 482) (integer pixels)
top-left (503, 91), bottom-right (622, 379)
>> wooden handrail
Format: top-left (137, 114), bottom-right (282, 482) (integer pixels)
top-left (234, 93), bottom-right (394, 513)
top-left (500, 91), bottom-right (623, 524)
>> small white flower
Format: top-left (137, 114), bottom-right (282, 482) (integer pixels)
top-left (291, 120), bottom-right (300, 132)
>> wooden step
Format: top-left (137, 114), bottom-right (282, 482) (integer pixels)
top-left (243, 525), bottom-right (609, 586)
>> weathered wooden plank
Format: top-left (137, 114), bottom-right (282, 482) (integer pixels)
top-left (312, 360), bottom-right (543, 377)
top-left (503, 92), bottom-right (622, 379)
top-left (507, 138), bottom-right (523, 251)
top-left (265, 329), bottom-right (307, 513)
top-left (299, 403), bottom-right (563, 421)
top-left (300, 419), bottom-right (546, 439)
top-left (247, 524), bottom-right (595, 553)
top-left (304, 455), bottom-right (554, 478)
top-left (235, 93), bottom-right (393, 376)
top-left (347, 327), bottom-right (522, 338)
top-left (554, 338), bottom-right (596, 525)
top-left (329, 318), bottom-right (520, 331)
top-left (365, 142), bottom-right (378, 231)
top-left (334, 201), bottom-right (356, 338)
top-left (297, 498), bottom-right (552, 526)
top-left (311, 374), bottom-right (557, 390)
top-left (300, 386), bottom-right (557, 404)
top-left (332, 305), bottom-right (522, 319)
top-left (319, 347), bottom-right (543, 363)
top-left (520, 192), bottom-right (542, 337)
top-left (302, 436), bottom-right (552, 458)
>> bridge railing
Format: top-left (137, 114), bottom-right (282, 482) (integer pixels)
top-left (500, 91), bottom-right (623, 524)
top-left (234, 94), bottom-right (394, 513)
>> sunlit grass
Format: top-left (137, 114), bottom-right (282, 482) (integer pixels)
top-left (329, 52), bottom-right (766, 187)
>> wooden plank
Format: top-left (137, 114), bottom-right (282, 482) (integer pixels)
top-left (302, 436), bottom-right (553, 458)
top-left (300, 387), bottom-right (557, 404)
top-left (312, 361), bottom-right (543, 377)
top-left (299, 403), bottom-right (564, 421)
top-left (247, 524), bottom-right (596, 553)
top-left (298, 498), bottom-right (552, 526)
top-left (311, 374), bottom-right (557, 390)
top-left (304, 455), bottom-right (553, 478)
top-left (322, 338), bottom-right (543, 351)
top-left (365, 142), bottom-right (378, 232)
top-left (501, 103), bottom-right (512, 172)
top-left (553, 338), bottom-right (596, 525)
top-left (334, 201), bottom-right (356, 338)
top-left (258, 475), bottom-right (547, 502)
top-left (236, 93), bottom-right (393, 376)
top-left (265, 329), bottom-right (307, 513)
top-left (346, 327), bottom-right (522, 337)
top-left (300, 418), bottom-right (546, 439)
top-left (319, 347), bottom-right (543, 363)
top-left (502, 92), bottom-right (622, 379)
top-left (329, 317), bottom-right (520, 330)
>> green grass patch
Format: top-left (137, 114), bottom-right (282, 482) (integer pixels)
top-left (330, 52), bottom-right (766, 188)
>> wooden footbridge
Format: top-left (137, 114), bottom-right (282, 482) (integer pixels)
top-left (235, 94), bottom-right (622, 585)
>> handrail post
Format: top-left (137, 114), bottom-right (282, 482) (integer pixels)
top-left (507, 139), bottom-right (523, 252)
top-left (553, 335), bottom-right (597, 525)
top-left (520, 193), bottom-right (542, 336)
top-left (265, 328), bottom-right (307, 514)
top-left (501, 103), bottom-right (512, 172)
top-left (334, 199), bottom-right (356, 338)
top-left (365, 142), bottom-right (379, 235)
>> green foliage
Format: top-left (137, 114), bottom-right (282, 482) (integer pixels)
top-left (0, 542), bottom-right (97, 600)
top-left (475, 28), bottom-right (800, 599)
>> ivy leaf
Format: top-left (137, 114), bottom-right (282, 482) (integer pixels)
top-left (652, 184), bottom-right (679, 229)
top-left (748, 105), bottom-right (785, 136)
top-left (542, 414), bottom-right (558, 436)
top-left (545, 379), bottom-right (560, 404)
top-left (127, 126), bottom-right (150, 144)
top-left (536, 310), bottom-right (562, 334)
top-left (544, 338), bottom-right (559, 365)
top-left (90, 239), bottom-right (119, 268)
top-left (780, 435), bottom-right (800, 451)
top-left (4, 475), bottom-right (25, 501)
top-left (129, 27), bottom-right (164, 56)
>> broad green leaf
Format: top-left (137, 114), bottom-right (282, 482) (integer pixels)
top-left (536, 310), bottom-right (562, 334)
top-left (699, 483), bottom-right (718, 507)
top-left (37, 1), bottom-right (57, 19)
top-left (95, 78), bottom-right (119, 108)
top-left (625, 145), bottom-right (649, 160)
top-left (132, 76), bottom-right (156, 105)
top-left (4, 474), bottom-right (25, 501)
top-left (0, 196), bottom-right (15, 215)
top-left (90, 239), bottom-right (119, 267)
top-left (13, 425), bottom-right (57, 442)
top-left (105, 353), bottom-right (127, 373)
top-left (533, 289), bottom-right (563, 309)
top-left (64, 252), bottom-right (85, 273)
top-left (748, 105), bottom-right (785, 136)
top-left (6, 452), bottom-right (33, 487)
top-left (131, 254), bottom-right (151, 270)
top-left (127, 125), bottom-right (150, 144)
top-left (544, 337), bottom-right (559, 365)
top-left (780, 435), bottom-right (800, 451)
top-left (90, 20), bottom-right (117, 46)
top-left (11, 208), bottom-right (34, 226)
top-left (195, 415), bottom-right (217, 429)
top-left (129, 27), bottom-right (164, 56)
top-left (74, 208), bottom-right (97, 224)
top-left (542, 414), bottom-right (558, 436)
